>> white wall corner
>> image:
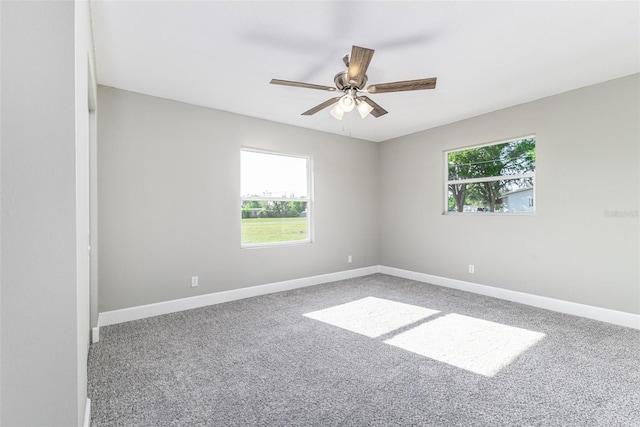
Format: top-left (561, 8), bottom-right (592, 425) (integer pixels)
top-left (379, 266), bottom-right (640, 330)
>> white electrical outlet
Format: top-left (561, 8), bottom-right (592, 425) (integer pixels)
top-left (468, 265), bottom-right (475, 274)
top-left (348, 255), bottom-right (352, 263)
top-left (191, 276), bottom-right (199, 287)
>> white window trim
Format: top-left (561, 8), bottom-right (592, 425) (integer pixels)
top-left (444, 135), bottom-right (536, 216)
top-left (240, 148), bottom-right (313, 248)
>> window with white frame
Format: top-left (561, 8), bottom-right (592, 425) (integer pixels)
top-left (445, 136), bottom-right (536, 214)
top-left (241, 149), bottom-right (311, 246)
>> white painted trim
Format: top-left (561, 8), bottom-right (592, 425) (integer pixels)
top-left (97, 265), bottom-right (638, 330)
top-left (91, 326), bottom-right (99, 344)
top-left (98, 266), bottom-right (380, 327)
top-left (379, 266), bottom-right (640, 330)
top-left (447, 134), bottom-right (537, 153)
top-left (83, 398), bottom-right (91, 427)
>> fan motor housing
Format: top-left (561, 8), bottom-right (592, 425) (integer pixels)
top-left (334, 71), bottom-right (367, 91)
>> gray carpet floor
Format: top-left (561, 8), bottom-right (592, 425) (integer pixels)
top-left (88, 274), bottom-right (640, 426)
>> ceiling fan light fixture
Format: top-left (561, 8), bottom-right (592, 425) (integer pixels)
top-left (356, 98), bottom-right (374, 118)
top-left (338, 94), bottom-right (355, 112)
top-left (271, 45), bottom-right (435, 120)
top-left (330, 103), bottom-right (345, 120)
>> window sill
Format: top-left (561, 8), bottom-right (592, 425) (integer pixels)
top-left (241, 239), bottom-right (312, 249)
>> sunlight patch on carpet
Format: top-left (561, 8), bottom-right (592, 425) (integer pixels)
top-left (303, 296), bottom-right (440, 338)
top-left (384, 313), bottom-right (546, 377)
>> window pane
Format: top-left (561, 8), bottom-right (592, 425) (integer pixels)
top-left (447, 178), bottom-right (534, 213)
top-left (448, 138), bottom-right (535, 180)
top-left (240, 149), bottom-right (311, 246)
top-left (241, 150), bottom-right (308, 198)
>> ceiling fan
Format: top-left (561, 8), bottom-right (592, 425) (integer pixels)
top-left (270, 45), bottom-right (437, 120)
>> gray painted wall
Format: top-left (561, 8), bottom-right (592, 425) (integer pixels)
top-left (97, 86), bottom-right (380, 312)
top-left (380, 74), bottom-right (639, 314)
top-left (1, 1), bottom-right (91, 425)
top-left (99, 76), bottom-right (638, 317)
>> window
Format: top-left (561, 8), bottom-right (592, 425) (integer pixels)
top-left (241, 149), bottom-right (311, 246)
top-left (445, 136), bottom-right (536, 214)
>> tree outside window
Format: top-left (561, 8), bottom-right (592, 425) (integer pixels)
top-left (446, 137), bottom-right (535, 214)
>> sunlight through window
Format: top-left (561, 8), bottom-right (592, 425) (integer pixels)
top-left (384, 313), bottom-right (546, 377)
top-left (304, 298), bottom-right (546, 377)
top-left (303, 297), bottom-right (439, 338)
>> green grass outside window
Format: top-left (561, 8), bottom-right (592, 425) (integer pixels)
top-left (241, 217), bottom-right (308, 245)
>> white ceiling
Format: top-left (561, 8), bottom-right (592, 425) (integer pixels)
top-left (91, 1), bottom-right (640, 142)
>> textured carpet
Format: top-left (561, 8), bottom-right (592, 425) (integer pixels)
top-left (88, 274), bottom-right (640, 426)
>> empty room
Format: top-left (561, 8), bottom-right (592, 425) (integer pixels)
top-left (1, 1), bottom-right (639, 426)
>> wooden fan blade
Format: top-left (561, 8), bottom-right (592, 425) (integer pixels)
top-left (301, 97), bottom-right (341, 116)
top-left (347, 46), bottom-right (375, 88)
top-left (367, 77), bottom-right (437, 94)
top-left (270, 79), bottom-right (337, 92)
top-left (359, 96), bottom-right (388, 118)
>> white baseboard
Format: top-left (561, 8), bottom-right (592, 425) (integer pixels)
top-left (98, 266), bottom-right (380, 327)
top-left (83, 398), bottom-right (91, 427)
top-left (97, 265), bottom-right (639, 330)
top-left (91, 326), bottom-right (100, 343)
top-left (379, 266), bottom-right (640, 330)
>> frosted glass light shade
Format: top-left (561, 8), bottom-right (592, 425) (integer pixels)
top-left (338, 95), bottom-right (355, 112)
top-left (330, 104), bottom-right (344, 120)
top-left (357, 99), bottom-right (374, 118)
